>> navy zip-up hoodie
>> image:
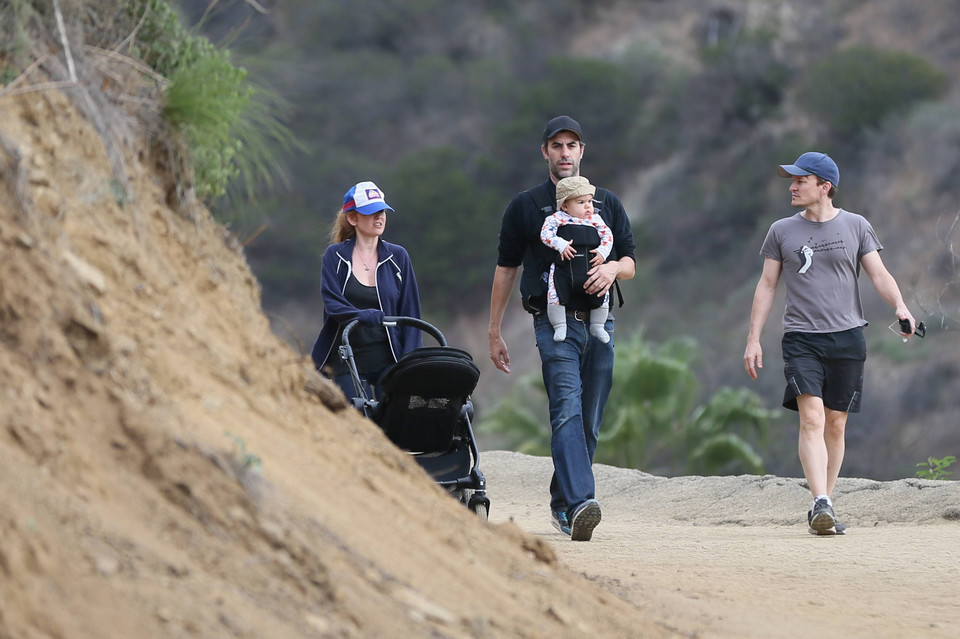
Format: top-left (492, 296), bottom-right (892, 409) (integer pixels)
top-left (311, 238), bottom-right (423, 371)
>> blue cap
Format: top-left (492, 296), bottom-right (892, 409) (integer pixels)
top-left (777, 152), bottom-right (839, 186)
top-left (342, 181), bottom-right (394, 215)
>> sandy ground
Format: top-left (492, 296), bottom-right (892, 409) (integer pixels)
top-left (484, 451), bottom-right (960, 639)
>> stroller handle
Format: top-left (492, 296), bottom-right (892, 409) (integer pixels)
top-left (341, 315), bottom-right (447, 349)
top-left (339, 316), bottom-right (450, 407)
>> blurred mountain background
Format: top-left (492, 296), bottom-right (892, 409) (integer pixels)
top-left (185, 0), bottom-right (960, 480)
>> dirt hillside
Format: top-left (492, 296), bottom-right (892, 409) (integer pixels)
top-left (0, 88), bottom-right (672, 638)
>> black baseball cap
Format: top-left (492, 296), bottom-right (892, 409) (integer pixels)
top-left (542, 116), bottom-right (583, 143)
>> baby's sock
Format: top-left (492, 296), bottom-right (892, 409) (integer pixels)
top-left (547, 304), bottom-right (567, 342)
top-left (590, 323), bottom-right (609, 344)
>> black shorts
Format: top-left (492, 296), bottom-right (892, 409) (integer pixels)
top-left (781, 327), bottom-right (866, 413)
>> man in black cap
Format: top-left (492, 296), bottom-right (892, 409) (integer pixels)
top-left (744, 151), bottom-right (919, 535)
top-left (488, 116), bottom-right (636, 541)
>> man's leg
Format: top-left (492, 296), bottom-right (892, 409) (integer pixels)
top-left (534, 314), bottom-right (595, 513)
top-left (796, 394), bottom-right (828, 497)
top-left (797, 394), bottom-right (840, 531)
top-left (564, 317), bottom-right (613, 541)
top-left (823, 408), bottom-right (848, 497)
top-left (580, 316), bottom-right (615, 463)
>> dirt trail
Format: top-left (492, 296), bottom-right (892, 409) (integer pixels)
top-left (484, 451), bottom-right (960, 639)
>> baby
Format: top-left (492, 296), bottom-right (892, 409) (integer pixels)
top-left (540, 176), bottom-right (614, 343)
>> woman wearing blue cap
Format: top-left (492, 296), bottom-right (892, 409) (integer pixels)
top-left (312, 181), bottom-right (422, 402)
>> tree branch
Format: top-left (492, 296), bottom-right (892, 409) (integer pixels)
top-left (52, 0), bottom-right (78, 83)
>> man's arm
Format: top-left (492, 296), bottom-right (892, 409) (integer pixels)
top-left (744, 257), bottom-right (782, 379)
top-left (861, 250), bottom-right (917, 334)
top-left (584, 256), bottom-right (635, 295)
top-left (488, 265), bottom-right (519, 373)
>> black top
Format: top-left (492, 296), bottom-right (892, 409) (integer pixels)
top-left (330, 275), bottom-right (393, 376)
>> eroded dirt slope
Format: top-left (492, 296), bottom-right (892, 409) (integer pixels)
top-left (0, 89), bottom-right (673, 638)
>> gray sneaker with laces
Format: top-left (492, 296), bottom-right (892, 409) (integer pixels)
top-left (808, 497), bottom-right (837, 533)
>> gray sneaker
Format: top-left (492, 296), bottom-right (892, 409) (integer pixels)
top-left (808, 498), bottom-right (836, 533)
top-left (551, 510), bottom-right (571, 536)
top-left (570, 499), bottom-right (601, 542)
top-left (809, 518), bottom-right (846, 536)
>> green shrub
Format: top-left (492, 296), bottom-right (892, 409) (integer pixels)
top-left (477, 331), bottom-right (774, 475)
top-left (385, 146), bottom-right (503, 313)
top-left (226, 431), bottom-right (262, 473)
top-left (699, 26), bottom-right (790, 126)
top-left (795, 47), bottom-right (947, 136)
top-left (494, 54), bottom-right (666, 185)
top-left (128, 0), bottom-right (296, 203)
top-left (0, 0), bottom-right (34, 82)
top-left (916, 455), bottom-right (955, 480)
top-left (162, 52), bottom-right (250, 201)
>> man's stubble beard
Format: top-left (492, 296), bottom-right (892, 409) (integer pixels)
top-left (549, 160), bottom-right (580, 182)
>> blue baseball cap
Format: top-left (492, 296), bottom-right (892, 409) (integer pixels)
top-left (342, 181), bottom-right (394, 215)
top-left (777, 152), bottom-right (840, 186)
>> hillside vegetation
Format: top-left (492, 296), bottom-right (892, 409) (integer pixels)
top-left (197, 0), bottom-right (960, 479)
top-left (4, 0), bottom-right (957, 480)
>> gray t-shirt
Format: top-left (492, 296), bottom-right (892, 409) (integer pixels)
top-left (760, 209), bottom-right (883, 333)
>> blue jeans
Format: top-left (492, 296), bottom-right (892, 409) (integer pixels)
top-left (533, 313), bottom-right (615, 515)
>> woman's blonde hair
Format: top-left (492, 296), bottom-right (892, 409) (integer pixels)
top-left (329, 207), bottom-right (356, 244)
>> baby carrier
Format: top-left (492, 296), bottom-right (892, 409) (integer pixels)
top-left (521, 182), bottom-right (623, 314)
top-left (553, 224), bottom-right (605, 312)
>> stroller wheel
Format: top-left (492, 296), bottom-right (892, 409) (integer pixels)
top-left (451, 489), bottom-right (489, 520)
top-left (471, 501), bottom-right (489, 521)
top-left (467, 492), bottom-right (490, 521)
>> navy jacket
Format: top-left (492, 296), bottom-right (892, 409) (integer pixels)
top-left (311, 238), bottom-right (423, 371)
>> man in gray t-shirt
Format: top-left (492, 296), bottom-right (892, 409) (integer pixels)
top-left (743, 151), bottom-right (919, 536)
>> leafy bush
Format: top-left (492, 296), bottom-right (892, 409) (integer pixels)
top-left (698, 26), bottom-right (790, 129)
top-left (916, 455), bottom-right (955, 480)
top-left (477, 331), bottom-right (774, 475)
top-left (795, 47), bottom-right (948, 136)
top-left (0, 0), bottom-right (33, 83)
top-left (385, 146), bottom-right (504, 314)
top-left (128, 0), bottom-right (296, 203)
top-left (492, 54), bottom-right (667, 186)
top-left (162, 52), bottom-right (250, 201)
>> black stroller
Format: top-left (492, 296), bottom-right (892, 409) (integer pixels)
top-left (339, 316), bottom-right (490, 519)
